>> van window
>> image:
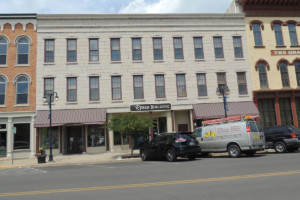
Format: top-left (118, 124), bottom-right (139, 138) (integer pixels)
top-left (248, 122), bottom-right (259, 132)
top-left (194, 128), bottom-right (202, 137)
top-left (255, 122), bottom-right (263, 132)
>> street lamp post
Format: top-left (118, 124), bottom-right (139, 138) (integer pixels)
top-left (216, 84), bottom-right (230, 118)
top-left (43, 92), bottom-right (59, 162)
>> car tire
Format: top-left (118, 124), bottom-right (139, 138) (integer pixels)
top-left (274, 142), bottom-right (286, 153)
top-left (228, 144), bottom-right (241, 158)
top-left (245, 150), bottom-right (256, 156)
top-left (166, 149), bottom-right (177, 162)
top-left (140, 149), bottom-right (149, 161)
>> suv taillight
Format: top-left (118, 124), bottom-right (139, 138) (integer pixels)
top-left (175, 138), bottom-right (187, 143)
top-left (290, 133), bottom-right (297, 139)
top-left (246, 126), bottom-right (251, 133)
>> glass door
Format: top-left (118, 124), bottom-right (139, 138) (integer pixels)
top-left (0, 131), bottom-right (7, 157)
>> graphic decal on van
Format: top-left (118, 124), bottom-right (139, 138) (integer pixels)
top-left (253, 135), bottom-right (259, 139)
top-left (204, 130), bottom-right (216, 138)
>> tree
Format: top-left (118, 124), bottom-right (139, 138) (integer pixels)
top-left (105, 113), bottom-right (153, 157)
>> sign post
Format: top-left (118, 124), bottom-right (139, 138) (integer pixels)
top-left (11, 127), bottom-right (16, 165)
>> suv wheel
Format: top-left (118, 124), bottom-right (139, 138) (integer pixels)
top-left (166, 149), bottom-right (177, 162)
top-left (274, 142), bottom-right (286, 153)
top-left (140, 150), bottom-right (149, 161)
top-left (228, 144), bottom-right (241, 158)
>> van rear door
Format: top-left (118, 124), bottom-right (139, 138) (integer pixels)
top-left (247, 121), bottom-right (265, 148)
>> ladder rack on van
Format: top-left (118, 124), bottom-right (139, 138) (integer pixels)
top-left (202, 115), bottom-right (259, 126)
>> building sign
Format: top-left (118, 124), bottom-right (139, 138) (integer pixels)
top-left (130, 104), bottom-right (171, 111)
top-left (271, 50), bottom-right (300, 56)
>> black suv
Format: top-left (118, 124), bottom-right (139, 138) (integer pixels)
top-left (263, 125), bottom-right (300, 153)
top-left (139, 132), bottom-right (201, 162)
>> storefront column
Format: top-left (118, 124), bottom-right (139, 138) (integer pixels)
top-left (275, 92), bottom-right (281, 125)
top-left (108, 130), bottom-right (114, 152)
top-left (59, 127), bottom-right (62, 154)
top-left (291, 91), bottom-right (298, 127)
top-left (36, 128), bottom-right (39, 153)
top-left (189, 110), bottom-right (194, 132)
top-left (171, 111), bottom-right (175, 132)
top-left (82, 126), bottom-right (86, 153)
top-left (30, 116), bottom-right (35, 157)
top-left (6, 117), bottom-right (12, 158)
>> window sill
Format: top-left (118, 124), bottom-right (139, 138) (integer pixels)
top-left (276, 45), bottom-right (286, 48)
top-left (133, 99), bottom-right (145, 102)
top-left (177, 97), bottom-right (188, 100)
top-left (15, 64), bottom-right (30, 67)
top-left (195, 59), bottom-right (205, 62)
top-left (197, 96), bottom-right (209, 99)
top-left (112, 100), bottom-right (123, 103)
top-left (0, 105), bottom-right (6, 107)
top-left (89, 101), bottom-right (100, 104)
top-left (13, 104), bottom-right (29, 107)
top-left (0, 65), bottom-right (8, 68)
top-left (155, 98), bottom-right (167, 101)
top-left (110, 61), bottom-right (122, 64)
top-left (43, 102), bottom-right (55, 105)
top-left (66, 62), bottom-right (78, 65)
top-left (132, 60), bottom-right (143, 63)
top-left (254, 46), bottom-right (265, 48)
top-left (215, 58), bottom-right (225, 61)
top-left (174, 59), bottom-right (185, 62)
top-left (234, 58), bottom-right (245, 61)
top-left (88, 62), bottom-right (100, 64)
top-left (43, 62), bottom-right (55, 66)
top-left (66, 102), bottom-right (78, 105)
top-left (153, 60), bottom-right (164, 63)
top-left (290, 45), bottom-right (300, 48)
top-left (239, 94), bottom-right (249, 97)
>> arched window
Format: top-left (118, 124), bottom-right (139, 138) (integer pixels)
top-left (16, 76), bottom-right (29, 104)
top-left (253, 24), bottom-right (263, 46)
top-left (279, 62), bottom-right (290, 87)
top-left (295, 62), bottom-right (300, 86)
top-left (17, 37), bottom-right (29, 64)
top-left (0, 76), bottom-right (7, 105)
top-left (0, 37), bottom-right (8, 65)
top-left (258, 62), bottom-right (268, 88)
top-left (274, 23), bottom-right (284, 46)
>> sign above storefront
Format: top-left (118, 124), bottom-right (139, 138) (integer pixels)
top-left (271, 50), bottom-right (300, 56)
top-left (130, 103), bottom-right (171, 111)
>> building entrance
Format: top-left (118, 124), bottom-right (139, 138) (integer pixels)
top-left (0, 131), bottom-right (7, 157)
top-left (66, 126), bottom-right (83, 154)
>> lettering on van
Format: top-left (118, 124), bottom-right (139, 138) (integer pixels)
top-left (204, 130), bottom-right (216, 138)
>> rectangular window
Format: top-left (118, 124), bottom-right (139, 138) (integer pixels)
top-left (87, 125), bottom-right (105, 147)
top-left (14, 124), bottom-right (30, 150)
top-left (45, 39), bottom-right (54, 62)
top-left (133, 75), bottom-right (144, 99)
top-left (153, 38), bottom-right (163, 60)
top-left (111, 76), bottom-right (121, 100)
top-left (111, 38), bottom-right (120, 61)
top-left (174, 37), bottom-right (184, 59)
top-left (288, 24), bottom-right (298, 46)
top-left (217, 73), bottom-right (226, 87)
top-left (237, 72), bottom-right (248, 95)
top-left (258, 99), bottom-right (277, 127)
top-left (274, 24), bottom-right (284, 46)
top-left (89, 39), bottom-right (99, 61)
top-left (213, 37), bottom-right (224, 58)
top-left (44, 78), bottom-right (54, 102)
top-left (155, 75), bottom-right (165, 98)
top-left (40, 127), bottom-right (59, 149)
top-left (233, 36), bottom-right (243, 58)
top-left (279, 98), bottom-right (293, 125)
top-left (193, 37), bottom-right (204, 59)
top-left (0, 39), bottom-right (7, 65)
top-left (197, 73), bottom-right (207, 96)
top-left (132, 38), bottom-right (142, 60)
top-left (253, 24), bottom-right (263, 46)
top-left (67, 39), bottom-right (77, 62)
top-left (0, 80), bottom-right (5, 105)
top-left (176, 74), bottom-right (187, 97)
top-left (89, 77), bottom-right (99, 101)
top-left (67, 77), bottom-right (77, 102)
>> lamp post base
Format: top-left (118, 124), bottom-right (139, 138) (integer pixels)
top-left (48, 155), bottom-right (54, 162)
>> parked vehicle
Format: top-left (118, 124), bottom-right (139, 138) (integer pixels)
top-left (139, 132), bottom-right (201, 162)
top-left (263, 125), bottom-right (300, 153)
top-left (193, 115), bottom-right (265, 158)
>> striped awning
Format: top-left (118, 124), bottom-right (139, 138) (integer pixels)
top-left (34, 108), bottom-right (107, 128)
top-left (193, 101), bottom-right (259, 120)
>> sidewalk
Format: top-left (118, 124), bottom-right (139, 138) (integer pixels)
top-left (0, 150), bottom-right (141, 169)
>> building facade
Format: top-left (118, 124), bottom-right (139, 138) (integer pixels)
top-left (0, 14), bottom-right (37, 158)
top-left (228, 0), bottom-right (300, 127)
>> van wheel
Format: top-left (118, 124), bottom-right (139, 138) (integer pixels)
top-left (274, 142), bottom-right (286, 153)
top-left (166, 149), bottom-right (177, 162)
top-left (228, 144), bottom-right (241, 158)
top-left (140, 150), bottom-right (149, 161)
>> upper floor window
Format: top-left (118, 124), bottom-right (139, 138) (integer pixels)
top-left (67, 77), bottom-right (77, 102)
top-left (193, 37), bottom-right (204, 59)
top-left (133, 75), bottom-right (144, 99)
top-left (16, 76), bottom-right (29, 104)
top-left (44, 39), bottom-right (54, 63)
top-left (155, 75), bottom-right (165, 98)
top-left (213, 37), bottom-right (224, 58)
top-left (237, 72), bottom-right (248, 95)
top-left (67, 39), bottom-right (77, 62)
top-left (258, 62), bottom-right (268, 88)
top-left (0, 76), bottom-right (7, 105)
top-left (0, 37), bottom-right (8, 65)
top-left (196, 73), bottom-right (207, 97)
top-left (288, 24), bottom-right (298, 46)
top-left (111, 76), bottom-right (122, 100)
top-left (89, 76), bottom-right (99, 101)
top-left (17, 37), bottom-right (29, 64)
top-left (279, 62), bottom-right (290, 87)
top-left (174, 37), bottom-right (183, 59)
top-left (295, 62), bottom-right (300, 86)
top-left (217, 72), bottom-right (226, 87)
top-left (233, 36), bottom-right (243, 58)
top-left (153, 38), bottom-right (163, 60)
top-left (176, 74), bottom-right (187, 97)
top-left (132, 38), bottom-right (142, 60)
top-left (111, 38), bottom-right (121, 61)
top-left (253, 23), bottom-right (263, 46)
top-left (89, 39), bottom-right (99, 61)
top-left (44, 78), bottom-right (54, 102)
top-left (274, 24), bottom-right (284, 46)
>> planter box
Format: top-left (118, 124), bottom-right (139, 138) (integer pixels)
top-left (37, 156), bottom-right (46, 164)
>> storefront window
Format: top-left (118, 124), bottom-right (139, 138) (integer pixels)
top-left (40, 127), bottom-right (59, 149)
top-left (14, 123), bottom-right (30, 150)
top-left (114, 131), bottom-right (129, 145)
top-left (87, 125), bottom-right (105, 147)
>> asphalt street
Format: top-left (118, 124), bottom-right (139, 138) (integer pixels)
top-left (0, 152), bottom-right (300, 200)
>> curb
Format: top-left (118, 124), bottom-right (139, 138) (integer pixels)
top-left (0, 165), bottom-right (26, 169)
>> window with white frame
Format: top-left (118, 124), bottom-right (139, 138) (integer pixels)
top-left (132, 38), bottom-right (142, 60)
top-left (67, 39), bottom-right (77, 62)
top-left (111, 38), bottom-right (121, 61)
top-left (89, 76), bottom-right (99, 101)
top-left (133, 75), bottom-right (144, 99)
top-left (67, 77), bottom-right (77, 101)
top-left (111, 76), bottom-right (121, 100)
top-left (17, 37), bottom-right (29, 64)
top-left (44, 39), bottom-right (54, 63)
top-left (0, 37), bottom-right (8, 65)
top-left (16, 76), bottom-right (29, 104)
top-left (89, 39), bottom-right (99, 61)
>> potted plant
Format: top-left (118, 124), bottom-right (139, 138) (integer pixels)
top-left (35, 148), bottom-right (47, 164)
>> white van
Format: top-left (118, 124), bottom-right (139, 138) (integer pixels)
top-left (193, 115), bottom-right (266, 158)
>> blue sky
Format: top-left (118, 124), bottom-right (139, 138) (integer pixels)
top-left (0, 0), bottom-right (233, 14)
